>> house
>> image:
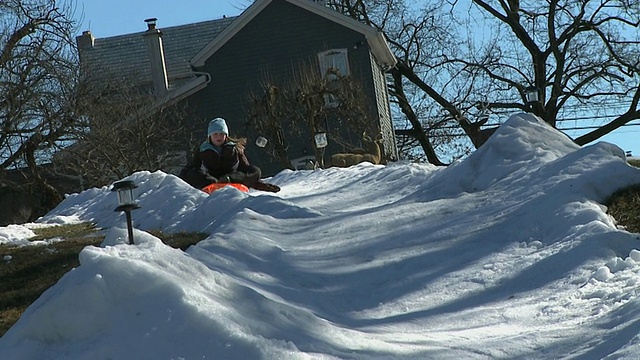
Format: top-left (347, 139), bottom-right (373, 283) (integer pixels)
top-left (77, 0), bottom-right (398, 176)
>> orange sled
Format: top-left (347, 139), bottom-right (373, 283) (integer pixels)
top-left (201, 182), bottom-right (249, 194)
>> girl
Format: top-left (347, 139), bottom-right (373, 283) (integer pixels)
top-left (180, 117), bottom-right (261, 190)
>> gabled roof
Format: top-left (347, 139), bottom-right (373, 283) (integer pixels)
top-left (77, 0), bottom-right (397, 106)
top-left (190, 0), bottom-right (397, 70)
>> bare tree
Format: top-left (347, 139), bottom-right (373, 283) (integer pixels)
top-left (330, 0), bottom-right (478, 164)
top-left (246, 66), bottom-right (375, 169)
top-left (52, 74), bottom-right (193, 188)
top-left (246, 85), bottom-right (294, 169)
top-left (455, 0), bottom-right (640, 146)
top-left (0, 0), bottom-right (79, 207)
top-left (329, 0), bottom-right (640, 163)
top-left (0, 0), bottom-right (195, 223)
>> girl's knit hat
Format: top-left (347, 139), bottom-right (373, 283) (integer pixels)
top-left (208, 117), bottom-right (229, 136)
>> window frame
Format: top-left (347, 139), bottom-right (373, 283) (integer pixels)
top-left (317, 49), bottom-right (350, 108)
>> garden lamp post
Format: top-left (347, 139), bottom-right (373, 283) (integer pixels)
top-left (112, 180), bottom-right (140, 245)
top-left (313, 132), bottom-right (328, 168)
top-left (524, 85), bottom-right (541, 114)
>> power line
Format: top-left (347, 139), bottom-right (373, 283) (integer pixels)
top-left (557, 123), bottom-right (640, 131)
top-left (479, 120), bottom-right (640, 131)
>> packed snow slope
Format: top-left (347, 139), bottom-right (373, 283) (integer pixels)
top-left (2, 113), bottom-right (640, 359)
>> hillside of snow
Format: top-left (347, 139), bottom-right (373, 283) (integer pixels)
top-left (1, 113), bottom-right (640, 359)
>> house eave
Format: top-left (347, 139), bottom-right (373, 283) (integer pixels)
top-left (366, 32), bottom-right (397, 71)
top-left (154, 73), bottom-right (210, 109)
top-left (190, 0), bottom-right (270, 68)
top-left (190, 0), bottom-right (397, 70)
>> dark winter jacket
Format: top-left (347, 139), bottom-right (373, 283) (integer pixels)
top-left (179, 140), bottom-right (261, 189)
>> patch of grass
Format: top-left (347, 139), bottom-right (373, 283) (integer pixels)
top-left (0, 223), bottom-right (207, 337)
top-left (147, 230), bottom-right (208, 251)
top-left (29, 222), bottom-right (100, 241)
top-left (606, 183), bottom-right (640, 234)
top-left (629, 159), bottom-right (640, 168)
top-left (0, 224), bottom-right (102, 337)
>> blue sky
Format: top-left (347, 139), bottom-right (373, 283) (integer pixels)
top-left (75, 0), bottom-right (247, 37)
top-left (74, 0), bottom-right (639, 158)
top-left (569, 127), bottom-right (639, 159)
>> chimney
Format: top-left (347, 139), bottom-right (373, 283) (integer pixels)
top-left (143, 18), bottom-right (169, 96)
top-left (76, 30), bottom-right (95, 50)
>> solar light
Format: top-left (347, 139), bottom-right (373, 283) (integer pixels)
top-left (525, 85), bottom-right (540, 107)
top-left (111, 180), bottom-right (140, 245)
top-left (255, 136), bottom-right (268, 148)
top-left (314, 132), bottom-right (328, 148)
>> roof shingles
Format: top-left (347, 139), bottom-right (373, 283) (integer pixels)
top-left (79, 17), bottom-right (236, 88)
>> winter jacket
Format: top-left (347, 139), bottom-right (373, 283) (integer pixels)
top-left (179, 140), bottom-right (261, 189)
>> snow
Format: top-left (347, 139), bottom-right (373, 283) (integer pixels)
top-left (1, 113), bottom-right (640, 359)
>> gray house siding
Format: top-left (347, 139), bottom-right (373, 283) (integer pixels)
top-left (370, 52), bottom-right (398, 161)
top-left (190, 0), bottom-right (390, 175)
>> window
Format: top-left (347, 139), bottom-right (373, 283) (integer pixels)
top-left (318, 49), bottom-right (350, 78)
top-left (318, 49), bottom-right (350, 108)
